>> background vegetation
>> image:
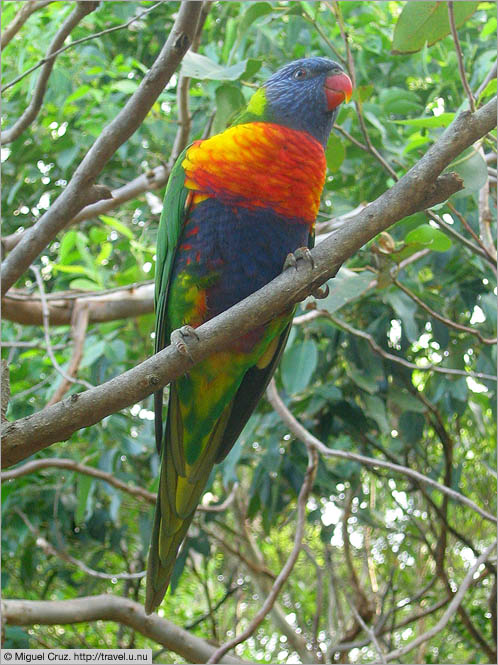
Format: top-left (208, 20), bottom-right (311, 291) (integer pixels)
top-left (1, 1), bottom-right (496, 663)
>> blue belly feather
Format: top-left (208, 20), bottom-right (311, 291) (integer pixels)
top-left (172, 198), bottom-right (310, 320)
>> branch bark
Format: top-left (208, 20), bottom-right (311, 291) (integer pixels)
top-left (0, 0), bottom-right (52, 48)
top-left (2, 283), bottom-right (154, 326)
top-left (2, 594), bottom-right (245, 663)
top-left (1, 99), bottom-right (496, 467)
top-left (0, 1), bottom-right (203, 296)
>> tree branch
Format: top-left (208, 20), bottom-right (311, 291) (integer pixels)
top-left (2, 594), bottom-right (245, 663)
top-left (448, 2), bottom-right (476, 113)
top-left (207, 446), bottom-right (318, 663)
top-left (1, 2), bottom-right (99, 144)
top-left (1, 166), bottom-right (170, 254)
top-left (2, 2), bottom-right (165, 93)
top-left (0, 1), bottom-right (203, 296)
top-left (1, 99), bottom-right (496, 467)
top-left (384, 540), bottom-right (497, 662)
top-left (2, 283), bottom-right (154, 326)
top-left (0, 0), bottom-right (52, 48)
top-left (265, 380), bottom-right (496, 525)
top-left (0, 457), bottom-right (235, 514)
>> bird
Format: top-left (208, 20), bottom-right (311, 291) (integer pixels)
top-left (145, 56), bottom-right (353, 613)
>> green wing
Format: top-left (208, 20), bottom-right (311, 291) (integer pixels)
top-left (153, 147), bottom-right (190, 452)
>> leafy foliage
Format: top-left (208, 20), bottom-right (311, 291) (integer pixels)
top-left (1, 2), bottom-right (496, 663)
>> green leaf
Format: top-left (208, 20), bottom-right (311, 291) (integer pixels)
top-left (59, 230), bottom-right (77, 264)
top-left (281, 339), bottom-right (318, 394)
top-left (405, 224), bottom-right (452, 252)
top-left (80, 339), bottom-right (106, 369)
top-left (100, 215), bottom-right (134, 240)
top-left (446, 147), bottom-right (488, 196)
top-left (347, 365), bottom-right (378, 394)
top-left (56, 145), bottom-right (80, 170)
top-left (181, 52), bottom-right (249, 81)
top-left (111, 79), bottom-right (139, 94)
top-left (399, 411), bottom-right (425, 444)
top-left (325, 134), bottom-right (346, 172)
top-left (391, 112), bottom-right (455, 128)
top-left (237, 2), bottom-right (273, 38)
top-left (379, 87), bottom-right (423, 115)
top-left (212, 84), bottom-right (246, 135)
top-left (392, 1), bottom-right (479, 54)
top-left (320, 268), bottom-right (374, 314)
top-left (385, 291), bottom-right (418, 342)
top-left (76, 475), bottom-right (93, 523)
top-left (69, 278), bottom-right (101, 291)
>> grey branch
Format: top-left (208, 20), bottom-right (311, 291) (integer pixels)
top-left (1, 99), bottom-right (496, 468)
top-left (2, 283), bottom-right (154, 326)
top-left (1, 2), bottom-right (99, 144)
top-left (1, 165), bottom-right (170, 254)
top-left (384, 540), bottom-right (497, 662)
top-left (0, 1), bottom-right (203, 296)
top-left (0, 457), bottom-right (235, 514)
top-left (207, 446), bottom-right (319, 663)
top-left (266, 380), bottom-right (496, 525)
top-left (2, 594), bottom-right (245, 664)
top-left (0, 0), bottom-right (53, 48)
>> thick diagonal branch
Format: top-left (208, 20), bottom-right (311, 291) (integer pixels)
top-left (1, 99), bottom-right (496, 467)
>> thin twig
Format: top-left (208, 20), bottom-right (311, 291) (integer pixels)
top-left (448, 2), bottom-right (476, 112)
top-left (427, 210), bottom-right (496, 268)
top-left (15, 508), bottom-right (146, 580)
top-left (1, 458), bottom-right (235, 514)
top-left (477, 148), bottom-right (497, 261)
top-left (207, 447), bottom-right (319, 663)
top-left (1, 2), bottom-right (100, 144)
top-left (0, 0), bottom-right (52, 48)
top-left (331, 1), bottom-right (399, 181)
top-left (1, 1), bottom-right (203, 296)
top-left (384, 540), bottom-right (497, 662)
top-left (295, 310), bottom-right (497, 383)
top-left (344, 592), bottom-right (387, 665)
top-left (2, 2), bottom-right (165, 93)
top-left (46, 303), bottom-right (90, 406)
top-left (266, 380), bottom-right (496, 525)
top-left (31, 266), bottom-right (93, 391)
top-left (446, 201), bottom-right (491, 252)
top-left (392, 275), bottom-right (497, 345)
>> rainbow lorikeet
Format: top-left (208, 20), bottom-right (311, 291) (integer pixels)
top-left (146, 57), bottom-right (352, 613)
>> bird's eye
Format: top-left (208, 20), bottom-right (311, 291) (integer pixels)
top-left (293, 67), bottom-right (308, 80)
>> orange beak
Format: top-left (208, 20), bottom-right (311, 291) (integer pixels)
top-left (324, 72), bottom-right (353, 110)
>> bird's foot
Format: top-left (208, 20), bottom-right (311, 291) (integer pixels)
top-left (283, 247), bottom-right (315, 272)
top-left (171, 325), bottom-right (199, 363)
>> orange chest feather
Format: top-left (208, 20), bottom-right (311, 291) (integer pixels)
top-left (182, 123), bottom-right (326, 224)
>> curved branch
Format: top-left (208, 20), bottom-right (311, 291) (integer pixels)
top-left (207, 446), bottom-right (319, 663)
top-left (1, 99), bottom-right (496, 467)
top-left (2, 283), bottom-right (154, 326)
top-left (2, 2), bottom-right (165, 93)
top-left (1, 457), bottom-right (236, 514)
top-left (266, 380), bottom-right (496, 525)
top-left (0, 1), bottom-right (203, 296)
top-left (1, 2), bottom-right (99, 144)
top-left (0, 0), bottom-right (52, 48)
top-left (384, 540), bottom-right (497, 662)
top-left (2, 594), bottom-right (245, 663)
